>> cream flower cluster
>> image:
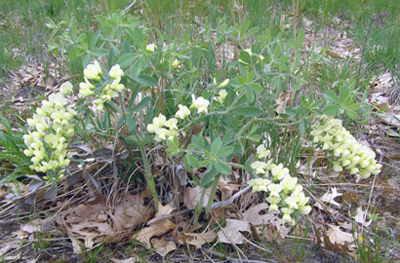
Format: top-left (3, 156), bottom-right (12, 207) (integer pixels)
top-left (248, 144), bottom-right (311, 226)
top-left (311, 115), bottom-right (382, 178)
top-left (190, 95), bottom-right (210, 114)
top-left (79, 62), bottom-right (125, 111)
top-left (23, 82), bottom-right (76, 181)
top-left (148, 94), bottom-right (211, 141)
top-left (147, 114), bottom-right (179, 142)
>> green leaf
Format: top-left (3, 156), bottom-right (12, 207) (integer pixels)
top-left (250, 83), bottom-right (262, 92)
top-left (232, 106), bottom-right (264, 117)
top-left (200, 169), bottom-right (217, 187)
top-left (90, 31), bottom-right (101, 50)
top-left (339, 86), bottom-right (350, 103)
top-left (239, 20), bottom-right (251, 37)
top-left (133, 74), bottom-right (157, 86)
top-left (345, 108), bottom-right (359, 119)
top-left (211, 138), bottom-right (222, 154)
top-left (186, 154), bottom-right (200, 168)
top-left (203, 149), bottom-right (212, 160)
top-left (299, 119), bottom-right (307, 134)
top-left (217, 146), bottom-right (234, 158)
top-left (324, 91), bottom-right (340, 104)
top-left (288, 38), bottom-right (298, 49)
top-left (130, 57), bottom-right (146, 78)
top-left (297, 28), bottom-right (305, 48)
top-left (245, 87), bottom-right (255, 102)
top-left (92, 48), bottom-right (108, 57)
top-left (323, 104), bottom-right (339, 115)
top-left (244, 26), bottom-right (259, 38)
top-left (125, 135), bottom-right (140, 146)
top-left (126, 115), bottom-right (137, 134)
top-left (273, 45), bottom-right (282, 59)
top-left (133, 27), bottom-right (144, 47)
top-left (239, 50), bottom-right (251, 64)
top-left (166, 136), bottom-right (179, 149)
top-left (347, 103), bottom-right (361, 111)
top-left (213, 161), bottom-right (231, 175)
top-left (117, 53), bottom-right (140, 68)
top-left (129, 96), bottom-right (151, 113)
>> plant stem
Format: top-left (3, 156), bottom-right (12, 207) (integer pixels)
top-left (137, 134), bottom-right (159, 211)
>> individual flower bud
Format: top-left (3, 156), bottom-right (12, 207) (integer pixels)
top-left (299, 205), bottom-right (312, 214)
top-left (79, 83), bottom-right (95, 97)
top-left (256, 144), bottom-right (271, 159)
top-left (266, 196), bottom-right (281, 211)
top-left (153, 114), bottom-right (167, 128)
top-left (84, 61), bottom-right (102, 81)
top-left (109, 64), bottom-right (124, 79)
top-left (251, 161), bottom-right (267, 174)
top-left (165, 118), bottom-right (178, 131)
top-left (285, 195), bottom-right (299, 209)
top-left (27, 118), bottom-right (37, 127)
top-left (332, 162), bottom-right (343, 172)
top-left (267, 183), bottom-right (283, 198)
top-left (147, 124), bottom-right (157, 133)
top-left (60, 81), bottom-right (73, 95)
top-left (218, 79), bottom-right (230, 88)
top-left (215, 89), bottom-right (227, 104)
top-left (190, 95), bottom-right (210, 114)
top-left (281, 208), bottom-right (295, 226)
top-left (110, 78), bottom-right (125, 92)
top-left (271, 163), bottom-right (290, 181)
top-left (155, 128), bottom-right (169, 142)
top-left (280, 176), bottom-right (298, 192)
top-left (146, 43), bottom-right (156, 52)
top-left (24, 149), bottom-right (34, 157)
top-left (171, 59), bottom-right (180, 69)
top-left (175, 104), bottom-right (190, 119)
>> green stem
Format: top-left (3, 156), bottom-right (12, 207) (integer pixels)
top-left (193, 188), bottom-right (206, 224)
top-left (119, 92), bottom-right (159, 211)
top-left (137, 134), bottom-right (159, 211)
top-left (205, 174), bottom-right (220, 216)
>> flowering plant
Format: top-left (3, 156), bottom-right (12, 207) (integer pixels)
top-left (23, 82), bottom-right (76, 184)
top-left (248, 144), bottom-right (311, 226)
top-left (311, 115), bottom-right (382, 178)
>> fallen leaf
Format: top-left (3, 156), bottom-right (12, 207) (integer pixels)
top-left (183, 186), bottom-right (210, 209)
top-left (243, 203), bottom-right (291, 240)
top-left (186, 230), bottom-right (217, 249)
top-left (353, 207), bottom-right (372, 227)
top-left (155, 201), bottom-right (176, 218)
top-left (134, 219), bottom-right (176, 248)
top-left (111, 257), bottom-right (141, 263)
top-left (275, 91), bottom-right (294, 114)
top-left (320, 187), bottom-right (342, 207)
top-left (151, 235), bottom-right (177, 257)
top-left (314, 223), bottom-right (356, 257)
top-left (58, 192), bottom-right (154, 252)
top-left (218, 219), bottom-right (251, 244)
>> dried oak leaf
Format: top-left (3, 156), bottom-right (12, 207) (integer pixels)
top-left (314, 223), bottom-right (356, 257)
top-left (151, 235), bottom-right (177, 257)
top-left (154, 201), bottom-right (176, 218)
top-left (353, 207), bottom-right (372, 227)
top-left (186, 230), bottom-right (217, 249)
top-left (58, 192), bottom-right (154, 252)
top-left (134, 219), bottom-right (176, 248)
top-left (320, 187), bottom-right (342, 207)
top-left (243, 203), bottom-right (290, 241)
top-left (218, 219), bottom-right (251, 244)
top-left (183, 185), bottom-right (210, 209)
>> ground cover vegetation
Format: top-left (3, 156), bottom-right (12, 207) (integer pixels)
top-left (0, 0), bottom-right (400, 262)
